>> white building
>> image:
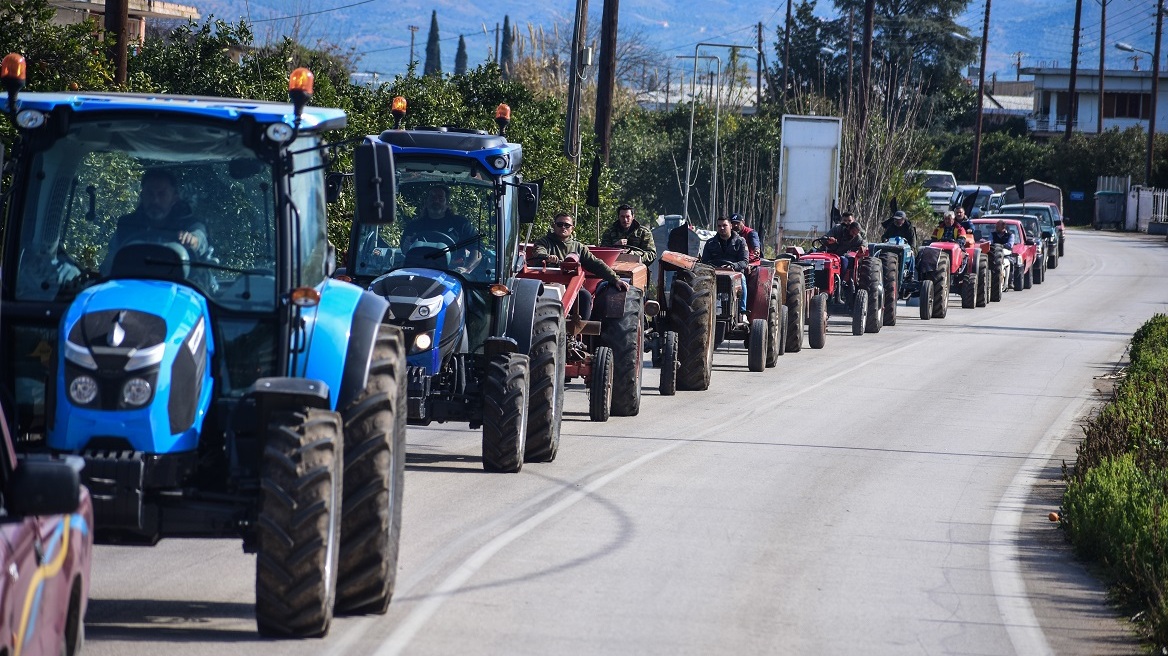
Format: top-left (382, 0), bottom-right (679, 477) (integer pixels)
top-left (49, 1), bottom-right (201, 42)
top-left (1022, 65), bottom-right (1168, 136)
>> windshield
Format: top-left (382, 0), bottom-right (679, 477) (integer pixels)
top-left (1019, 217), bottom-right (1040, 240)
top-left (352, 157), bottom-right (498, 282)
top-left (12, 118), bottom-right (276, 311)
top-left (971, 222), bottom-right (1020, 244)
top-left (917, 173), bottom-right (956, 192)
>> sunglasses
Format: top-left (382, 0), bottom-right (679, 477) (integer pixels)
top-left (554, 222), bottom-right (574, 229)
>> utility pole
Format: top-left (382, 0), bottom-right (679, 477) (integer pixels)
top-left (783, 0), bottom-right (792, 99)
top-left (1148, 0), bottom-right (1164, 185)
top-left (104, 0), bottom-right (129, 85)
top-left (1012, 51), bottom-right (1024, 81)
top-left (757, 22), bottom-right (763, 107)
top-left (595, 0), bottom-right (619, 164)
top-left (972, 0), bottom-right (991, 182)
top-left (1065, 0), bottom-right (1082, 142)
top-left (408, 25), bottom-right (419, 68)
top-left (1097, 0), bottom-right (1110, 134)
top-left (860, 0), bottom-right (875, 127)
top-left (494, 23), bottom-right (500, 61)
top-left (666, 68), bottom-right (671, 111)
top-left (846, 8), bottom-right (854, 113)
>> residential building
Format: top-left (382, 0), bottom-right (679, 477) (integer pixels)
top-left (1022, 65), bottom-right (1168, 136)
top-left (49, 1), bottom-right (200, 41)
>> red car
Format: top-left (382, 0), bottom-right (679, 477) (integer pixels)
top-left (970, 217), bottom-right (1039, 297)
top-left (0, 406), bottom-right (92, 656)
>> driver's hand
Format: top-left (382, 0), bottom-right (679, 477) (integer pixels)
top-left (827, 237), bottom-right (837, 244)
top-left (614, 279), bottom-right (630, 292)
top-left (618, 238), bottom-right (628, 246)
top-left (178, 231), bottom-right (200, 250)
top-left (546, 255), bottom-right (560, 266)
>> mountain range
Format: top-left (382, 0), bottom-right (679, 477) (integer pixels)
top-left (194, 1), bottom-right (1164, 86)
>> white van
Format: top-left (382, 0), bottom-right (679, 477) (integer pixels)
top-left (907, 169), bottom-right (957, 215)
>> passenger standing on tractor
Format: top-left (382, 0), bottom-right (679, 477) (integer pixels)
top-left (825, 221), bottom-right (864, 279)
top-left (600, 204), bottom-right (657, 266)
top-left (933, 211), bottom-right (969, 244)
top-left (730, 214), bottom-right (761, 264)
top-left (991, 219), bottom-right (1016, 248)
top-left (105, 168), bottom-right (210, 273)
top-left (880, 210), bottom-right (916, 248)
top-left (701, 216), bottom-right (750, 315)
top-left (530, 212), bottom-right (630, 320)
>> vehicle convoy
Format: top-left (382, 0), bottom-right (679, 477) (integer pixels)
top-left (0, 399), bottom-right (92, 656)
top-left (1, 57), bottom-right (408, 636)
top-left (344, 101), bottom-right (567, 467)
top-left (520, 245), bottom-right (644, 420)
top-left (969, 217), bottom-right (1038, 299)
top-left (916, 234), bottom-right (988, 319)
top-left (995, 202), bottom-right (1061, 269)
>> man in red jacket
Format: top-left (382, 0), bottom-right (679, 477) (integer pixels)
top-left (730, 213), bottom-right (761, 264)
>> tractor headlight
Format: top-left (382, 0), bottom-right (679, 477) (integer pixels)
top-left (122, 378), bottom-right (152, 407)
top-left (69, 375), bottom-right (99, 405)
top-left (409, 296), bottom-right (443, 321)
top-left (411, 330), bottom-right (434, 353)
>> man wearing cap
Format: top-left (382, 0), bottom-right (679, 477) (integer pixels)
top-left (600, 204), bottom-right (657, 266)
top-left (880, 210), bottom-right (916, 247)
top-left (730, 214), bottom-right (761, 264)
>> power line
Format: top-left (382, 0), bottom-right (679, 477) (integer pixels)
top-left (250, 0), bottom-right (378, 24)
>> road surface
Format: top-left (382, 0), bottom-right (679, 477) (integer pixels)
top-left (86, 230), bottom-right (1154, 655)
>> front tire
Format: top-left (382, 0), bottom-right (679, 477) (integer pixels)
top-left (975, 255), bottom-right (989, 307)
top-left (525, 295), bottom-right (566, 462)
top-left (1013, 264), bottom-right (1025, 291)
top-left (785, 264), bottom-right (806, 353)
top-left (931, 254), bottom-right (949, 319)
top-left (852, 288), bottom-right (868, 336)
top-left (482, 353), bottom-right (530, 473)
top-left (337, 326), bottom-right (407, 615)
top-left (879, 252), bottom-right (898, 326)
top-left (767, 303), bottom-right (787, 367)
top-left (960, 272), bottom-right (976, 309)
top-left (659, 330), bottom-right (678, 396)
top-left (748, 318), bottom-right (767, 372)
top-left (256, 409), bottom-right (343, 638)
top-left (919, 278), bottom-right (934, 320)
top-left (808, 292), bottom-right (828, 349)
top-left (989, 245), bottom-right (1004, 302)
top-left (589, 346), bottom-right (614, 422)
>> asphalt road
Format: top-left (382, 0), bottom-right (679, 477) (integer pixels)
top-left (86, 230), bottom-right (1158, 655)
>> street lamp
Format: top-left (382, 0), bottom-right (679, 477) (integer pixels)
top-left (682, 42), bottom-right (758, 226)
top-left (678, 55), bottom-right (723, 224)
top-left (1118, 27), bottom-right (1163, 185)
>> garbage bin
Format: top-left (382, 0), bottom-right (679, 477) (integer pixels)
top-left (1094, 190), bottom-right (1125, 231)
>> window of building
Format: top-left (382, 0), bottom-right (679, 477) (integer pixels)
top-left (1103, 92), bottom-right (1151, 119)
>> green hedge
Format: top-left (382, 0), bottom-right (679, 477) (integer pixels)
top-left (1064, 313), bottom-right (1168, 645)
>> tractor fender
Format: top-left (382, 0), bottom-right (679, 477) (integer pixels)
top-left (298, 278), bottom-right (365, 411)
top-left (505, 277), bottom-right (545, 356)
top-left (249, 376), bottom-right (333, 427)
top-left (336, 290), bottom-right (393, 412)
top-left (916, 247), bottom-right (942, 275)
top-left (747, 265), bottom-right (775, 319)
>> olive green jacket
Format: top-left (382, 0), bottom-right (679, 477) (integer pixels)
top-left (529, 233), bottom-right (622, 284)
top-left (599, 219), bottom-right (657, 265)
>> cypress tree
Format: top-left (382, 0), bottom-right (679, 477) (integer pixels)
top-left (424, 10), bottom-right (442, 76)
top-left (455, 35), bottom-right (468, 75)
top-left (500, 15), bottom-right (513, 80)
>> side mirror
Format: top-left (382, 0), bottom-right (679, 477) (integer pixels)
top-left (324, 242), bottom-right (337, 278)
top-left (7, 457), bottom-right (81, 517)
top-left (325, 172), bottom-right (347, 204)
top-left (1024, 238), bottom-right (1036, 246)
top-left (517, 181), bottom-right (540, 223)
top-left (354, 139), bottom-right (396, 225)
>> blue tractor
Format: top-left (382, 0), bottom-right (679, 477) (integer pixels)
top-left (341, 99), bottom-right (567, 473)
top-left (0, 57), bottom-right (407, 636)
top-left (866, 236), bottom-right (916, 327)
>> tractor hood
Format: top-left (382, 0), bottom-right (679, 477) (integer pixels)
top-left (49, 280), bottom-right (214, 454)
top-left (369, 268), bottom-right (466, 374)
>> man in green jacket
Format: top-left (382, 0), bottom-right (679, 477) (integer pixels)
top-left (530, 212), bottom-right (630, 320)
top-left (599, 204), bottom-right (656, 266)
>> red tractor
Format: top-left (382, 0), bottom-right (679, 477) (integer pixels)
top-left (520, 247), bottom-right (647, 422)
top-left (648, 251), bottom-right (718, 395)
top-left (710, 261), bottom-right (788, 372)
top-left (786, 239), bottom-right (885, 337)
top-left (914, 237), bottom-right (989, 319)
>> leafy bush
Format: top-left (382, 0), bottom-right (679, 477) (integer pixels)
top-left (1064, 313), bottom-right (1168, 645)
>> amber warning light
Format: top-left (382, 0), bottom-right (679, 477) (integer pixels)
top-left (2, 53), bottom-right (27, 110)
top-left (391, 96), bottom-right (407, 129)
top-left (287, 67), bottom-right (314, 121)
top-left (495, 103), bottom-right (511, 136)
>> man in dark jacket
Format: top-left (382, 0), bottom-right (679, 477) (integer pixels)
top-left (104, 168), bottom-right (210, 274)
top-left (600, 204), bottom-right (656, 266)
top-left (879, 210), bottom-right (916, 247)
top-left (531, 212), bottom-right (629, 319)
top-left (825, 221), bottom-right (863, 279)
top-left (730, 213), bottom-right (761, 264)
top-left (701, 216), bottom-right (749, 314)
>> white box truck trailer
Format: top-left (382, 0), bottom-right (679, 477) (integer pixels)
top-left (775, 114), bottom-right (842, 244)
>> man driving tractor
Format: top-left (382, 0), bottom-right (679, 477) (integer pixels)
top-left (701, 216), bottom-right (750, 314)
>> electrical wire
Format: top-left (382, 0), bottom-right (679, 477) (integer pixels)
top-left (250, 0), bottom-right (378, 23)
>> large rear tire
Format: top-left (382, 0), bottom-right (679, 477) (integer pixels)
top-left (589, 346), bottom-right (614, 422)
top-left (879, 252), bottom-right (898, 326)
top-left (659, 330), bottom-right (678, 396)
top-left (931, 255), bottom-right (949, 319)
top-left (482, 353), bottom-right (529, 473)
top-left (748, 318), bottom-right (767, 372)
top-left (670, 265), bottom-right (716, 391)
top-left (785, 264), bottom-right (806, 353)
top-left (256, 409), bottom-right (343, 638)
top-left (604, 288), bottom-right (644, 417)
top-left (989, 245), bottom-right (1004, 302)
top-left (851, 288), bottom-right (868, 336)
top-left (808, 292), bottom-right (828, 349)
top-left (525, 295), bottom-right (566, 462)
top-left (960, 272), bottom-right (976, 309)
top-left (975, 255), bottom-right (989, 307)
top-left (337, 326), bottom-right (407, 615)
top-left (919, 279), bottom-right (934, 320)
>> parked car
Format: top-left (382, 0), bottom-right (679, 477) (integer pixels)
top-left (950, 184), bottom-right (995, 215)
top-left (996, 203), bottom-right (1061, 269)
top-left (908, 169), bottom-right (957, 215)
top-left (0, 402), bottom-right (92, 656)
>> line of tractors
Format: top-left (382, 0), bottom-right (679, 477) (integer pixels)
top-left (0, 56), bottom-right (1068, 643)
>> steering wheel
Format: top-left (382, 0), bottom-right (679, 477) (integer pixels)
top-left (405, 230), bottom-right (457, 248)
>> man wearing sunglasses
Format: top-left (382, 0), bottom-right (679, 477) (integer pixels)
top-left (530, 212), bottom-right (630, 319)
